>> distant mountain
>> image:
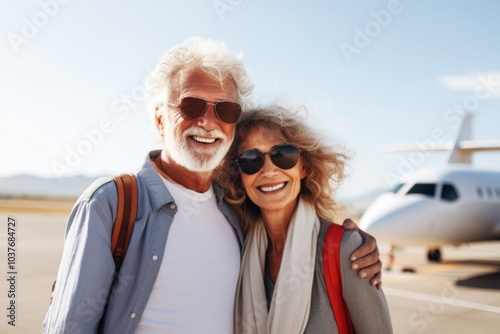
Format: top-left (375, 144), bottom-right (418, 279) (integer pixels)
top-left (0, 174), bottom-right (391, 210)
top-left (0, 174), bottom-right (104, 199)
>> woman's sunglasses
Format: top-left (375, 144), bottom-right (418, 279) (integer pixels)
top-left (235, 144), bottom-right (301, 175)
top-left (169, 96), bottom-right (242, 124)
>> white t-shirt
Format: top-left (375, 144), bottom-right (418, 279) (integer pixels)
top-left (135, 178), bottom-right (241, 334)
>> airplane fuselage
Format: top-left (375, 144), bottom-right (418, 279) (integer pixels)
top-left (359, 166), bottom-right (500, 248)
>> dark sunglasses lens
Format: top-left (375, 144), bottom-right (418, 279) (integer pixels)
top-left (179, 97), bottom-right (206, 119)
top-left (237, 145), bottom-right (299, 175)
top-left (215, 101), bottom-right (242, 124)
top-left (271, 145), bottom-right (299, 169)
top-left (237, 150), bottom-right (264, 175)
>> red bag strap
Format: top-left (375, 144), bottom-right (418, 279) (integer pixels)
top-left (111, 173), bottom-right (138, 275)
top-left (323, 224), bottom-right (354, 334)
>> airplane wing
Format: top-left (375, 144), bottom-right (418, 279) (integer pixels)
top-left (379, 143), bottom-right (452, 152)
top-left (378, 115), bottom-right (500, 163)
top-left (458, 140), bottom-right (500, 152)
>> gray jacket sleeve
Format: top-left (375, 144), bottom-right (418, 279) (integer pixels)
top-left (341, 230), bottom-right (393, 333)
top-left (42, 178), bottom-right (117, 334)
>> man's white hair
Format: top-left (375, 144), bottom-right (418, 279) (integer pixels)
top-left (145, 37), bottom-right (254, 140)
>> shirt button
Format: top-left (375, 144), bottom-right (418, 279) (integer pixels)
top-left (170, 203), bottom-right (176, 210)
top-left (152, 255), bottom-right (158, 261)
top-left (130, 312), bottom-right (136, 319)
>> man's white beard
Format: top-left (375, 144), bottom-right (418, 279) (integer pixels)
top-left (164, 125), bottom-right (231, 173)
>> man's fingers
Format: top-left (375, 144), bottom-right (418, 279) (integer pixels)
top-left (370, 272), bottom-right (382, 290)
top-left (343, 217), bottom-right (377, 261)
top-left (352, 252), bottom-right (381, 277)
top-left (362, 260), bottom-right (382, 281)
top-left (343, 217), bottom-right (383, 289)
top-left (342, 218), bottom-right (358, 231)
top-left (350, 234), bottom-right (377, 262)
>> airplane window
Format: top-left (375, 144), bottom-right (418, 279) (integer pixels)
top-left (406, 183), bottom-right (436, 197)
top-left (391, 183), bottom-right (405, 193)
top-left (486, 187), bottom-right (493, 197)
top-left (441, 183), bottom-right (459, 201)
top-left (476, 187), bottom-right (483, 198)
top-left (495, 187), bottom-right (500, 197)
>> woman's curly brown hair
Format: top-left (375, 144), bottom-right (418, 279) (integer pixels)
top-left (214, 105), bottom-right (349, 235)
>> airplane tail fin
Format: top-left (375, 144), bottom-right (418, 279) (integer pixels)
top-left (379, 113), bottom-right (500, 165)
top-left (445, 113), bottom-right (473, 164)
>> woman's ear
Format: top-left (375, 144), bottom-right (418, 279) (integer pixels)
top-left (300, 161), bottom-right (308, 179)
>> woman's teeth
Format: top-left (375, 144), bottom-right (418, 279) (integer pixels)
top-left (259, 183), bottom-right (286, 192)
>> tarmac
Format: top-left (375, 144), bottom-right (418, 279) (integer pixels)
top-left (380, 242), bottom-right (500, 334)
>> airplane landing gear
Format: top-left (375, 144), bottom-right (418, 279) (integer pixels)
top-left (386, 245), bottom-right (395, 271)
top-left (427, 248), bottom-right (442, 262)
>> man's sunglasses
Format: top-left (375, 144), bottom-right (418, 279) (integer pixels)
top-left (235, 144), bottom-right (301, 175)
top-left (169, 97), bottom-right (242, 124)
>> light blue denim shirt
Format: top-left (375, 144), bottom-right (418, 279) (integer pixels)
top-left (42, 150), bottom-right (244, 334)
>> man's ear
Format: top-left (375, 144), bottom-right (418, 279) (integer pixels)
top-left (155, 106), bottom-right (163, 127)
top-left (155, 106), bottom-right (165, 137)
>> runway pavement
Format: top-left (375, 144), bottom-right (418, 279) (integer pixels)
top-left (380, 242), bottom-right (500, 333)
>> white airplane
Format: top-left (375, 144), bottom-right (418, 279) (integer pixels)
top-left (359, 113), bottom-right (500, 262)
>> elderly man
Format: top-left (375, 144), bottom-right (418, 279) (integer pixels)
top-left (43, 37), bottom-right (381, 334)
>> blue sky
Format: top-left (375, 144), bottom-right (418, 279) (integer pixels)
top-left (1, 0), bottom-right (499, 198)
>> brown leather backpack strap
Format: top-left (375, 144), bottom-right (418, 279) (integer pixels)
top-left (112, 173), bottom-right (138, 275)
top-left (50, 174), bottom-right (138, 304)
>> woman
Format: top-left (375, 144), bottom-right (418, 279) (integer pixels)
top-left (216, 106), bottom-right (393, 333)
